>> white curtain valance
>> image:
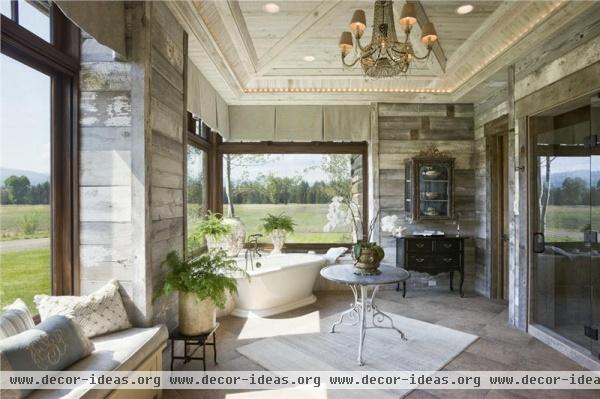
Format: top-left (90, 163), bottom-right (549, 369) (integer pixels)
top-left (187, 59), bottom-right (202, 118)
top-left (228, 105), bottom-right (371, 142)
top-left (57, 1), bottom-right (126, 57)
top-left (216, 95), bottom-right (230, 139)
top-left (323, 105), bottom-right (371, 141)
top-left (187, 59), bottom-right (225, 132)
top-left (275, 106), bottom-right (322, 141)
top-left (229, 106), bottom-right (275, 141)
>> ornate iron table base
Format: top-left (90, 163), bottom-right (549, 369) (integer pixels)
top-left (330, 284), bottom-right (407, 366)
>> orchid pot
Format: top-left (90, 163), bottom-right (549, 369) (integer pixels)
top-left (352, 242), bottom-right (385, 275)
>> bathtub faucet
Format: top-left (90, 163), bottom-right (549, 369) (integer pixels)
top-left (245, 234), bottom-right (263, 271)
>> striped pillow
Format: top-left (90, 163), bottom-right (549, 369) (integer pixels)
top-left (0, 299), bottom-right (35, 340)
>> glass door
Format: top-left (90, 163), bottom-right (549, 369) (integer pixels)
top-left (591, 95), bottom-right (600, 359)
top-left (531, 101), bottom-right (594, 355)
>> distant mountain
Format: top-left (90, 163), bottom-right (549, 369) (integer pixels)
top-left (0, 168), bottom-right (50, 186)
top-left (549, 170), bottom-right (600, 188)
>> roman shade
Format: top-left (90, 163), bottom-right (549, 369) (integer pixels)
top-left (275, 106), bottom-right (323, 141)
top-left (216, 95), bottom-right (230, 139)
top-left (56, 1), bottom-right (126, 57)
top-left (323, 105), bottom-right (371, 141)
top-left (229, 106), bottom-right (275, 141)
top-left (187, 59), bottom-right (203, 118)
top-left (228, 105), bottom-right (371, 142)
top-left (187, 59), bottom-right (227, 134)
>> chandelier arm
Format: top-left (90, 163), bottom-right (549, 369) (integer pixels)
top-left (341, 54), bottom-right (361, 67)
top-left (355, 36), bottom-right (370, 53)
top-left (411, 47), bottom-right (433, 60)
top-left (385, 48), bottom-right (405, 66)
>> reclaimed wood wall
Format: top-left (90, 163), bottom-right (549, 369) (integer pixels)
top-left (375, 103), bottom-right (477, 290)
top-left (79, 31), bottom-right (142, 320)
top-left (78, 2), bottom-right (186, 327)
top-left (148, 1), bottom-right (186, 328)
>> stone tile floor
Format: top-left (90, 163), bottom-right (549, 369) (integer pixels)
top-left (164, 288), bottom-right (596, 399)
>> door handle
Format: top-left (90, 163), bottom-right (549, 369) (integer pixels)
top-left (584, 230), bottom-right (598, 244)
top-left (533, 232), bottom-right (545, 253)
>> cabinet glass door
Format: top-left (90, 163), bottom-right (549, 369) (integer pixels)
top-left (418, 162), bottom-right (450, 218)
top-left (531, 103), bottom-right (593, 354)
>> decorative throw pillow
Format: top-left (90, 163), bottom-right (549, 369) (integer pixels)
top-left (34, 280), bottom-right (131, 338)
top-left (324, 247), bottom-right (348, 265)
top-left (0, 315), bottom-right (94, 398)
top-left (0, 299), bottom-right (35, 340)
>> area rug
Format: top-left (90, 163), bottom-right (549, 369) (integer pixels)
top-left (236, 299), bottom-right (478, 398)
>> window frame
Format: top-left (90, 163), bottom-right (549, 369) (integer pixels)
top-left (217, 141), bottom-right (369, 252)
top-left (1, 4), bottom-right (80, 296)
top-left (185, 114), bottom-right (222, 255)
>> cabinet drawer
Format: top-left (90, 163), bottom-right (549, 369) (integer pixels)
top-left (436, 255), bottom-right (459, 268)
top-left (407, 239), bottom-right (433, 253)
top-left (434, 239), bottom-right (461, 253)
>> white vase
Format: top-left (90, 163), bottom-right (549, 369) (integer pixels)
top-left (178, 292), bottom-right (216, 335)
top-left (205, 234), bottom-right (222, 252)
top-left (223, 217), bottom-right (246, 257)
top-left (270, 229), bottom-right (287, 254)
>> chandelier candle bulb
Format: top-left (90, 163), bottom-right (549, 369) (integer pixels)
top-left (339, 31), bottom-right (353, 56)
top-left (399, 3), bottom-right (417, 29)
top-left (350, 9), bottom-right (367, 38)
top-left (421, 22), bottom-right (438, 47)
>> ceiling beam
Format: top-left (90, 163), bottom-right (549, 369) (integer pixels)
top-left (255, 0), bottom-right (343, 76)
top-left (212, 0), bottom-right (259, 71)
top-left (451, 0), bottom-right (595, 101)
top-left (167, 0), bottom-right (244, 97)
top-left (407, 0), bottom-right (447, 73)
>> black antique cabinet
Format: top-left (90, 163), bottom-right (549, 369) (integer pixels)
top-left (396, 236), bottom-right (465, 297)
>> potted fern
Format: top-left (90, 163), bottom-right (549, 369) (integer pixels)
top-left (190, 211), bottom-right (232, 253)
top-left (260, 213), bottom-right (296, 254)
top-left (157, 249), bottom-right (246, 335)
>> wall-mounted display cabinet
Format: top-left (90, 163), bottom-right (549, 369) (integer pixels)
top-left (404, 148), bottom-right (455, 222)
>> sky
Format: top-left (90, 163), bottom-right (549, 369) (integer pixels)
top-left (228, 154), bottom-right (342, 184)
top-left (0, 1), bottom-right (51, 175)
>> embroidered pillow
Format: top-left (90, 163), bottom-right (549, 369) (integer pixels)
top-left (0, 315), bottom-right (94, 398)
top-left (34, 280), bottom-right (131, 338)
top-left (0, 299), bottom-right (35, 340)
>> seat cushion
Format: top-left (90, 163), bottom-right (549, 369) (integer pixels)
top-left (27, 325), bottom-right (168, 399)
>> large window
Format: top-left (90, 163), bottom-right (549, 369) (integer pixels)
top-left (220, 143), bottom-right (368, 248)
top-left (0, 2), bottom-right (79, 311)
top-left (186, 145), bottom-right (208, 253)
top-left (185, 116), bottom-right (217, 256)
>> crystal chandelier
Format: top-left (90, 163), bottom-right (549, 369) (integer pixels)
top-left (339, 1), bottom-right (438, 78)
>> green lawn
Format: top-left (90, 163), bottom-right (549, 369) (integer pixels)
top-left (544, 205), bottom-right (600, 242)
top-left (0, 248), bottom-right (51, 312)
top-left (188, 203), bottom-right (352, 244)
top-left (0, 204), bottom-right (50, 241)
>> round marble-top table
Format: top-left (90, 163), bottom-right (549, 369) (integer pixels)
top-left (320, 264), bottom-right (410, 366)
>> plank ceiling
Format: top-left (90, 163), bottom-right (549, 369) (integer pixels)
top-left (168, 0), bottom-right (596, 104)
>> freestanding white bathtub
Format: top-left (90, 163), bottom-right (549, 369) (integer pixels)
top-left (232, 253), bottom-right (326, 318)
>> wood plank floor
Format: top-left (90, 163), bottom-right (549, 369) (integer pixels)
top-left (164, 288), bottom-right (596, 399)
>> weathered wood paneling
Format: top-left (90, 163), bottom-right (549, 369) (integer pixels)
top-left (80, 62), bottom-right (131, 91)
top-left (80, 151), bottom-right (131, 186)
top-left (80, 91), bottom-right (131, 127)
top-left (80, 186), bottom-right (132, 222)
top-left (376, 103), bottom-right (476, 291)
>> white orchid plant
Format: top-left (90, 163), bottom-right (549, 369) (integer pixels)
top-left (381, 214), bottom-right (407, 237)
